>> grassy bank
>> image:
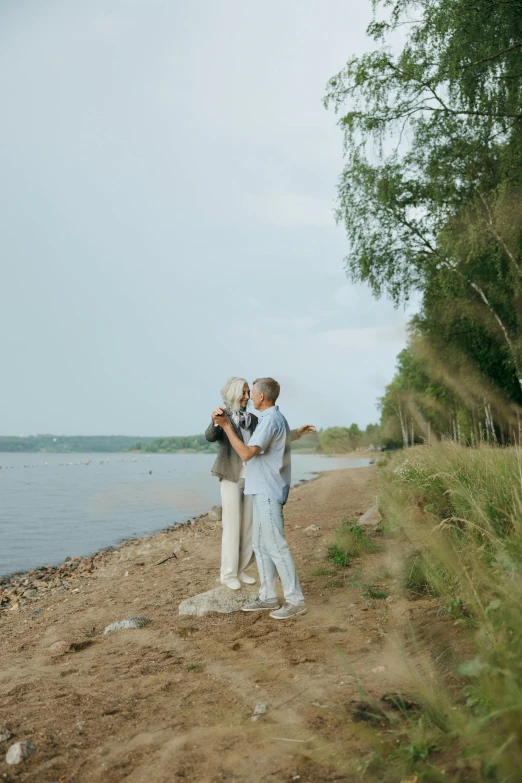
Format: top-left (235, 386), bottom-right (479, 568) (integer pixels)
top-left (371, 444), bottom-right (522, 782)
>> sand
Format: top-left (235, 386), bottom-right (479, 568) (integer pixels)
top-left (0, 466), bottom-right (436, 782)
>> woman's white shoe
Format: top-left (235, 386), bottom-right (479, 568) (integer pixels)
top-left (222, 578), bottom-right (241, 590)
top-left (239, 573), bottom-right (256, 584)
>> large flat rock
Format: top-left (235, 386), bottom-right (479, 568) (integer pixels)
top-left (178, 584), bottom-right (258, 617)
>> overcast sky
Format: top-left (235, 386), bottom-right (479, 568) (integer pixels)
top-left (1, 0), bottom-right (417, 436)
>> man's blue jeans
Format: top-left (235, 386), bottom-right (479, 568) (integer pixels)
top-left (252, 493), bottom-right (305, 606)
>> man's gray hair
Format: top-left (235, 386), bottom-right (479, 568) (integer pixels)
top-left (220, 376), bottom-right (248, 412)
top-left (253, 377), bottom-right (280, 403)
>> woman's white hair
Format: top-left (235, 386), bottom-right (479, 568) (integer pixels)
top-left (220, 376), bottom-right (248, 413)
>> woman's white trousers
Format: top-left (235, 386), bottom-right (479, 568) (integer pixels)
top-left (220, 477), bottom-right (253, 582)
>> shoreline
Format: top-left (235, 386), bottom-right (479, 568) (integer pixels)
top-left (1, 456), bottom-right (373, 592)
top-left (0, 468), bottom-right (331, 608)
top-left (0, 464), bottom-right (388, 783)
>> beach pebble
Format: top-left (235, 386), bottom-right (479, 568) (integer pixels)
top-left (103, 616), bottom-right (152, 634)
top-left (0, 727), bottom-right (12, 743)
top-left (304, 524), bottom-right (320, 532)
top-left (358, 505), bottom-right (382, 530)
top-left (251, 702), bottom-right (269, 721)
top-left (5, 741), bottom-right (37, 765)
top-left (49, 641), bottom-right (70, 655)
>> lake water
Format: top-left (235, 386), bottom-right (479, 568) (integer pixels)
top-left (0, 452), bottom-right (371, 577)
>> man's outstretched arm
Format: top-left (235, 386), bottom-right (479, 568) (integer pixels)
top-left (213, 413), bottom-right (261, 462)
top-left (290, 424), bottom-right (317, 442)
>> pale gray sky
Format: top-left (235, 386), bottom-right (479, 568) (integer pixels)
top-left (1, 0), bottom-right (416, 436)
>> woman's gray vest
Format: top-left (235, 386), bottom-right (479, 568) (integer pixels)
top-left (204, 411), bottom-right (258, 483)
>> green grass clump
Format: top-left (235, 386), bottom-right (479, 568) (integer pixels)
top-left (186, 663), bottom-right (203, 671)
top-left (326, 518), bottom-right (382, 572)
top-left (378, 443), bottom-right (522, 781)
top-left (327, 544), bottom-right (351, 567)
top-left (312, 567), bottom-right (337, 577)
top-left (363, 584), bottom-right (389, 599)
top-left (338, 517), bottom-right (382, 558)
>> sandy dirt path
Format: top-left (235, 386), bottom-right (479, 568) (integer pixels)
top-left (0, 466), bottom-right (420, 783)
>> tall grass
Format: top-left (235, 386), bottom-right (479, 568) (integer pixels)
top-left (380, 443), bottom-right (522, 781)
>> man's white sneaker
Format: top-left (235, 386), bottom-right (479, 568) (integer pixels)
top-left (239, 573), bottom-right (256, 585)
top-left (269, 603), bottom-right (307, 620)
top-left (241, 598), bottom-right (280, 612)
top-left (222, 578), bottom-right (241, 590)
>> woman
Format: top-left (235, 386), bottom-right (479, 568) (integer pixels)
top-left (205, 377), bottom-right (257, 590)
top-left (205, 376), bottom-right (315, 590)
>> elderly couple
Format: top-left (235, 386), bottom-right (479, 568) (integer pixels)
top-left (205, 376), bottom-right (315, 620)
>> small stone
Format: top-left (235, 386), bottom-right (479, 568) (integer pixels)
top-left (5, 741), bottom-right (36, 765)
top-left (103, 616), bottom-right (152, 634)
top-left (371, 665), bottom-right (386, 673)
top-left (22, 589), bottom-right (38, 599)
top-left (358, 505), bottom-right (382, 530)
top-left (251, 702), bottom-right (268, 721)
top-left (76, 720), bottom-right (85, 731)
top-left (347, 615), bottom-right (356, 621)
top-left (0, 727), bottom-right (12, 743)
top-left (31, 609), bottom-right (41, 617)
top-left (304, 524), bottom-right (320, 532)
top-left (49, 641), bottom-right (70, 655)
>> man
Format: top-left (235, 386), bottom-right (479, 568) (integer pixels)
top-left (213, 378), bottom-right (315, 620)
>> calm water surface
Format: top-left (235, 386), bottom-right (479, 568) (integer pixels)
top-left (0, 452), bottom-right (371, 576)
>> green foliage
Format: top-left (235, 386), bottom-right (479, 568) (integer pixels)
top-left (363, 584), bottom-right (389, 600)
top-left (326, 544), bottom-right (351, 568)
top-left (403, 551), bottom-right (440, 597)
top-left (0, 433), bottom-right (220, 454)
top-left (327, 0), bottom-right (522, 442)
top-left (338, 517), bottom-right (382, 558)
top-left (318, 423), bottom-right (381, 453)
top-left (137, 434), bottom-right (219, 454)
top-left (0, 434), bottom-right (156, 453)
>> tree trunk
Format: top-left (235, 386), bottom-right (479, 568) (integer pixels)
top-left (398, 403), bottom-right (409, 448)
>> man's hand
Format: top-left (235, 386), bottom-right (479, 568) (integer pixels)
top-left (297, 424), bottom-right (316, 438)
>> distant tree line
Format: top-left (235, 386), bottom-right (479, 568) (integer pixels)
top-left (130, 435), bottom-right (219, 454)
top-left (0, 428), bottom-right (381, 455)
top-left (0, 435), bottom-right (155, 453)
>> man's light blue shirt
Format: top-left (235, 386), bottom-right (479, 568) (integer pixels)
top-left (244, 406), bottom-right (291, 504)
